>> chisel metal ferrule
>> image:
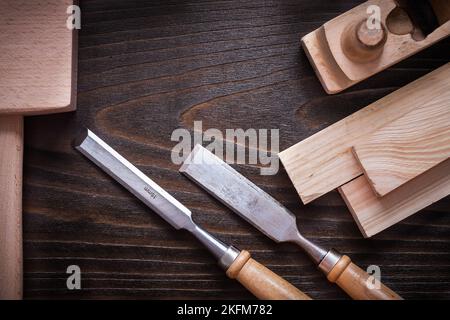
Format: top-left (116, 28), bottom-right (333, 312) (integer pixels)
top-left (318, 249), bottom-right (342, 275)
top-left (218, 246), bottom-right (241, 270)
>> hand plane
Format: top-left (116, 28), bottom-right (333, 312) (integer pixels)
top-left (302, 0), bottom-right (450, 93)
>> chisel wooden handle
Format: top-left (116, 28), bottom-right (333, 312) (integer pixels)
top-left (0, 116), bottom-right (23, 300)
top-left (325, 255), bottom-right (402, 300)
top-left (226, 250), bottom-right (311, 300)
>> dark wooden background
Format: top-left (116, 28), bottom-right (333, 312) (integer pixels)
top-left (23, 0), bottom-right (450, 299)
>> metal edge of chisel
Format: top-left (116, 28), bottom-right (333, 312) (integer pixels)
top-left (73, 128), bottom-right (239, 269)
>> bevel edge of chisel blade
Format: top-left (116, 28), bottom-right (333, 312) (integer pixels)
top-left (180, 144), bottom-right (300, 243)
top-left (73, 128), bottom-right (195, 231)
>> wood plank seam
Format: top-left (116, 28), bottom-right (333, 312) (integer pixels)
top-left (279, 62), bottom-right (450, 204)
top-left (338, 159), bottom-right (450, 238)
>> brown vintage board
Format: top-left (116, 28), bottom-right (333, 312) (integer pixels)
top-left (278, 63), bottom-right (450, 205)
top-left (302, 0), bottom-right (450, 94)
top-left (0, 0), bottom-right (77, 299)
top-left (339, 159), bottom-right (450, 238)
top-left (352, 98), bottom-right (450, 197)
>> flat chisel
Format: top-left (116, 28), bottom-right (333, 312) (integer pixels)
top-left (180, 145), bottom-right (402, 300)
top-left (74, 129), bottom-right (311, 300)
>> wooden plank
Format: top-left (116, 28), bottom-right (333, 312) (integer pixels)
top-left (338, 159), bottom-right (450, 238)
top-left (353, 98), bottom-right (450, 196)
top-left (278, 62), bottom-right (450, 204)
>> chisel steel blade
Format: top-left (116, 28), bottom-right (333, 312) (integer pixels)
top-left (75, 129), bottom-right (195, 231)
top-left (180, 145), bottom-right (299, 243)
top-left (180, 145), bottom-right (327, 263)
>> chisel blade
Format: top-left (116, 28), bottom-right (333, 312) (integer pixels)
top-left (180, 145), bottom-right (300, 243)
top-left (74, 129), bottom-right (195, 231)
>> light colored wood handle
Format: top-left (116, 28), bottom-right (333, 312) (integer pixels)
top-left (226, 250), bottom-right (311, 300)
top-left (326, 255), bottom-right (402, 300)
top-left (0, 116), bottom-right (23, 300)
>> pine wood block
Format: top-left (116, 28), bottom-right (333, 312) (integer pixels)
top-left (353, 98), bottom-right (450, 196)
top-left (338, 159), bottom-right (450, 238)
top-left (279, 63), bottom-right (450, 204)
top-left (302, 0), bottom-right (450, 94)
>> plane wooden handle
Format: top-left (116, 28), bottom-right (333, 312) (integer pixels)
top-left (326, 255), bottom-right (402, 300)
top-left (226, 250), bottom-right (311, 300)
top-left (0, 116), bottom-right (23, 300)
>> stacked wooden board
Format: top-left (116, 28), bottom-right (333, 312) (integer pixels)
top-left (279, 63), bottom-right (450, 238)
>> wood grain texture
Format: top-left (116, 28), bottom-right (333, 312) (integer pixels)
top-left (226, 250), bottom-right (311, 300)
top-left (21, 0), bottom-right (450, 299)
top-left (0, 0), bottom-right (77, 115)
top-left (339, 159), bottom-right (450, 238)
top-left (279, 62), bottom-right (450, 204)
top-left (353, 98), bottom-right (450, 196)
top-left (0, 116), bottom-right (23, 299)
